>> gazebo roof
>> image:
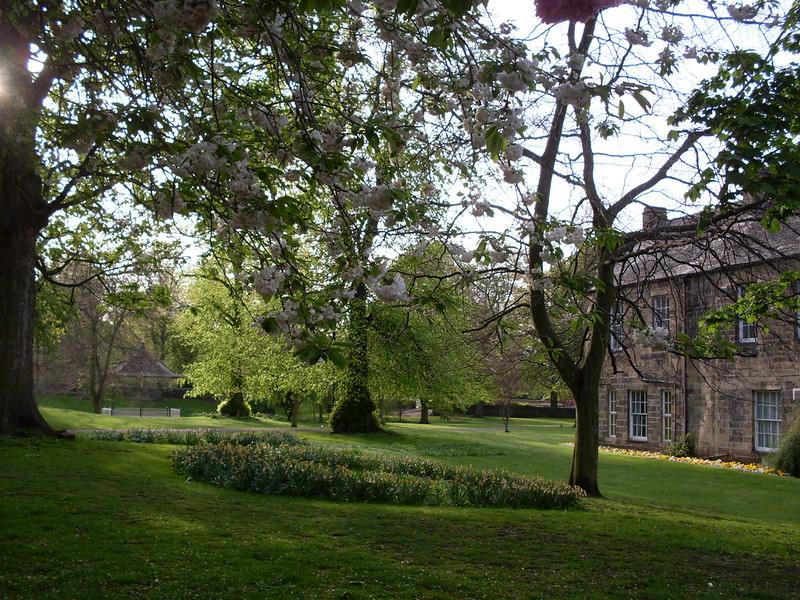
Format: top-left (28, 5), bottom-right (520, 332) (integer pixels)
top-left (112, 349), bottom-right (182, 379)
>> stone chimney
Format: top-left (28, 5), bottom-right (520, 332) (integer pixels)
top-left (642, 206), bottom-right (668, 230)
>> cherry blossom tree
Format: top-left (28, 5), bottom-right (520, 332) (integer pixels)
top-left (393, 0), bottom-right (790, 494)
top-left (0, 0), bottom-right (481, 434)
top-left (2, 0), bottom-right (794, 501)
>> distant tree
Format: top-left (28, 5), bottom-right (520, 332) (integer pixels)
top-left (176, 264), bottom-right (337, 422)
top-left (369, 247), bottom-right (493, 424)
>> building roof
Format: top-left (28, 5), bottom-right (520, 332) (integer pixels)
top-left (617, 208), bottom-right (800, 286)
top-left (112, 348), bottom-right (182, 379)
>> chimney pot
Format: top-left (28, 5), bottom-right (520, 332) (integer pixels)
top-left (643, 206), bottom-right (667, 230)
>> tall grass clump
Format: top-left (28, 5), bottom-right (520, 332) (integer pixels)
top-left (172, 442), bottom-right (583, 510)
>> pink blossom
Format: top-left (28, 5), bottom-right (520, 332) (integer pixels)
top-left (534, 0), bottom-right (622, 24)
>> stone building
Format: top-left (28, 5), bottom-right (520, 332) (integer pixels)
top-left (599, 206), bottom-right (800, 461)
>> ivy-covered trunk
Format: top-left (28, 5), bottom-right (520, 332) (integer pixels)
top-left (331, 281), bottom-right (379, 433)
top-left (0, 151), bottom-right (53, 434)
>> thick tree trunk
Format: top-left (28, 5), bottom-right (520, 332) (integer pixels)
top-left (569, 383), bottom-right (601, 497)
top-left (0, 198), bottom-right (53, 434)
top-left (330, 282), bottom-right (379, 433)
top-left (418, 402), bottom-right (429, 424)
top-left (0, 20), bottom-right (59, 435)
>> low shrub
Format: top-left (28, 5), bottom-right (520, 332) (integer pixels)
top-left (774, 415), bottom-right (800, 477)
top-left (172, 442), bottom-right (584, 510)
top-left (90, 428), bottom-right (302, 447)
top-left (664, 434), bottom-right (695, 458)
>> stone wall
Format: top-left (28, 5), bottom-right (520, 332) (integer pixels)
top-left (600, 278), bottom-right (687, 451)
top-left (599, 263), bottom-right (800, 461)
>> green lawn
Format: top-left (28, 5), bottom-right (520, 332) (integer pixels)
top-left (38, 394), bottom-right (288, 431)
top-left (1, 409), bottom-right (798, 598)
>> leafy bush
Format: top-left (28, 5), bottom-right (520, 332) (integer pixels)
top-left (90, 428), bottom-right (302, 447)
top-left (774, 415), bottom-right (800, 477)
top-left (664, 434), bottom-right (695, 458)
top-left (172, 442), bottom-right (584, 510)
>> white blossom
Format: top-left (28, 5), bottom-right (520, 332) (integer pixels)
top-left (553, 80), bottom-right (590, 108)
top-left (660, 25), bottom-right (684, 44)
top-left (118, 146), bottom-right (149, 171)
top-left (564, 228), bottom-right (585, 245)
top-left (229, 160), bottom-right (261, 198)
top-left (544, 226), bottom-right (567, 243)
top-left (624, 28), bottom-right (652, 47)
top-left (503, 167), bottom-right (524, 185)
top-left (253, 265), bottom-right (288, 299)
top-left (342, 265), bottom-right (364, 281)
top-left (506, 144), bottom-right (524, 161)
top-left (371, 273), bottom-right (409, 302)
top-left (727, 3), bottom-right (759, 21)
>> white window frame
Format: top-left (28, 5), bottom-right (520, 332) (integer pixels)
top-left (738, 286), bottom-right (757, 343)
top-left (608, 390), bottom-right (618, 437)
top-left (661, 390), bottom-right (673, 442)
top-left (609, 303), bottom-right (624, 352)
top-left (754, 390), bottom-right (781, 452)
top-left (629, 390), bottom-right (648, 442)
top-left (652, 295), bottom-right (670, 332)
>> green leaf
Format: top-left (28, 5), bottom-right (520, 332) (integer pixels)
top-left (485, 127), bottom-right (505, 159)
top-left (633, 90), bottom-right (652, 113)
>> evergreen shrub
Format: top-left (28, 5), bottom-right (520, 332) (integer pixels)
top-left (774, 415), bottom-right (800, 477)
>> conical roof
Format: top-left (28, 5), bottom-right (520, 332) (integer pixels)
top-left (112, 347), bottom-right (182, 378)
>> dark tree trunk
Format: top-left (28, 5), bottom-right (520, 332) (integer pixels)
top-left (0, 174), bottom-right (53, 434)
top-left (290, 392), bottom-right (299, 428)
top-left (89, 319), bottom-right (101, 413)
top-left (418, 402), bottom-right (429, 424)
top-left (569, 382), bottom-right (601, 497)
top-left (218, 371), bottom-right (250, 417)
top-left (0, 19), bottom-right (61, 435)
top-left (330, 282), bottom-right (379, 433)
top-left (550, 390), bottom-right (558, 410)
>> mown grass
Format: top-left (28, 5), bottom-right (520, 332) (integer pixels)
top-left (1, 408), bottom-right (798, 598)
top-left (38, 394), bottom-right (286, 431)
top-left (300, 418), bottom-right (800, 526)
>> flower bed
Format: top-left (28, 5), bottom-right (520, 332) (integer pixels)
top-left (559, 443), bottom-right (786, 476)
top-left (173, 442), bottom-right (584, 510)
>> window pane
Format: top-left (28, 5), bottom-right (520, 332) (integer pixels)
top-left (629, 391), bottom-right (647, 441)
top-left (608, 391), bottom-right (618, 436)
top-left (653, 295), bottom-right (670, 330)
top-left (754, 390), bottom-right (781, 451)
